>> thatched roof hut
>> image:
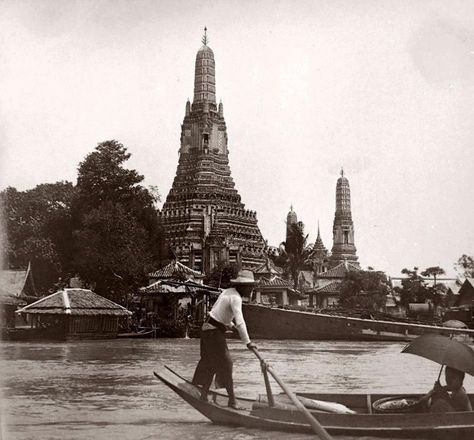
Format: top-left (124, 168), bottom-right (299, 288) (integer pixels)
top-left (18, 288), bottom-right (132, 316)
top-left (16, 289), bottom-right (131, 339)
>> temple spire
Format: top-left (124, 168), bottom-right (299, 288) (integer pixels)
top-left (193, 27), bottom-right (216, 105)
top-left (331, 171), bottom-right (359, 266)
top-left (202, 27), bottom-right (208, 46)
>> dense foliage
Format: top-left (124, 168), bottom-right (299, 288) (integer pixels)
top-left (456, 255), bottom-right (474, 278)
top-left (394, 266), bottom-right (446, 308)
top-left (2, 140), bottom-right (164, 303)
top-left (339, 270), bottom-right (390, 311)
top-left (71, 140), bottom-right (163, 303)
top-left (1, 182), bottom-right (75, 293)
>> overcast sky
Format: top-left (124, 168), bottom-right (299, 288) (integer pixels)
top-left (1, 0), bottom-right (473, 277)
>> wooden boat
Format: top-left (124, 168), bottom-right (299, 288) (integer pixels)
top-left (117, 328), bottom-right (157, 338)
top-left (243, 303), bottom-right (474, 341)
top-left (154, 366), bottom-right (474, 439)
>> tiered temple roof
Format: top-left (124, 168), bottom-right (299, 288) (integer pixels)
top-left (317, 260), bottom-right (360, 279)
top-left (160, 30), bottom-right (266, 274)
top-left (148, 260), bottom-right (203, 281)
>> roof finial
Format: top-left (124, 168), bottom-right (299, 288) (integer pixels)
top-left (340, 167), bottom-right (344, 178)
top-left (202, 27), bottom-right (208, 46)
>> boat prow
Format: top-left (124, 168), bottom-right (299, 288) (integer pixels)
top-left (154, 366), bottom-right (474, 438)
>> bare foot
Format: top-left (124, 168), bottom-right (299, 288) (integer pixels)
top-left (228, 401), bottom-right (244, 410)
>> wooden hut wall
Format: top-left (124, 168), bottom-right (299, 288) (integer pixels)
top-left (68, 315), bottom-right (119, 338)
top-left (1, 304), bottom-right (17, 328)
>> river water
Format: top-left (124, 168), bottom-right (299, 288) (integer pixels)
top-left (1, 338), bottom-right (473, 440)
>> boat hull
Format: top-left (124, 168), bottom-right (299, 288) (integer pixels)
top-left (242, 304), bottom-right (474, 341)
top-left (154, 366), bottom-right (474, 439)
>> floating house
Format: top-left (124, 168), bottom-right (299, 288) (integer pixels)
top-left (16, 288), bottom-right (132, 339)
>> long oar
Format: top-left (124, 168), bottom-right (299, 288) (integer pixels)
top-left (251, 347), bottom-right (333, 440)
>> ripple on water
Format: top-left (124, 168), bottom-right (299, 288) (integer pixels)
top-left (2, 338), bottom-right (474, 439)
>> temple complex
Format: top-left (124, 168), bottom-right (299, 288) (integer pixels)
top-left (160, 30), bottom-right (266, 274)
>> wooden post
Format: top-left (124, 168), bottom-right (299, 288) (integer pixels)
top-left (261, 362), bottom-right (275, 407)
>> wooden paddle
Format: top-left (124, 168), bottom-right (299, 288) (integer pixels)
top-left (251, 347), bottom-right (333, 440)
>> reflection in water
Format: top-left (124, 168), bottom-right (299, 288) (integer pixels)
top-left (1, 339), bottom-right (473, 439)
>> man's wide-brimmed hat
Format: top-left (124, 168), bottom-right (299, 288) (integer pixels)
top-left (230, 270), bottom-right (255, 285)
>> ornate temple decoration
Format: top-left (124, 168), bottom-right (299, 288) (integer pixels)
top-left (311, 222), bottom-right (329, 274)
top-left (160, 30), bottom-right (266, 274)
top-left (330, 168), bottom-right (359, 266)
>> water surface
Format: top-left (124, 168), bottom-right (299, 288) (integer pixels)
top-left (2, 338), bottom-right (472, 439)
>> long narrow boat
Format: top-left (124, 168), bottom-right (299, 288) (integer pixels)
top-left (154, 366), bottom-right (474, 439)
top-left (243, 303), bottom-right (474, 341)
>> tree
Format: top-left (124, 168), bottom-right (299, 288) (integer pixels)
top-left (1, 182), bottom-right (75, 293)
top-left (395, 267), bottom-right (432, 307)
top-left (72, 202), bottom-right (152, 304)
top-left (278, 222), bottom-right (313, 289)
top-left (72, 140), bottom-right (163, 303)
top-left (456, 255), bottom-right (474, 278)
top-left (421, 266), bottom-right (446, 286)
top-left (339, 270), bottom-right (390, 311)
top-left (205, 262), bottom-right (239, 289)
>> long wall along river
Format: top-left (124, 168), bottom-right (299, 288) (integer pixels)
top-left (2, 338), bottom-right (474, 440)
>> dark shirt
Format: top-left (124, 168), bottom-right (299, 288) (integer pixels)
top-left (450, 387), bottom-right (472, 412)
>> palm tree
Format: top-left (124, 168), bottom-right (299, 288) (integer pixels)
top-left (279, 223), bottom-right (314, 289)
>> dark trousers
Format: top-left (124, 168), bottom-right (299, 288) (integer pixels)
top-left (192, 328), bottom-right (234, 396)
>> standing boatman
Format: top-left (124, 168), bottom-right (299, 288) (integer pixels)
top-left (192, 269), bottom-right (257, 409)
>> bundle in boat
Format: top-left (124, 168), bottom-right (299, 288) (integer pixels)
top-left (254, 394), bottom-right (356, 414)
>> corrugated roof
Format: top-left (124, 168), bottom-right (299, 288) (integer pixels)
top-left (148, 260), bottom-right (203, 279)
top-left (17, 289), bottom-right (132, 316)
top-left (316, 262), bottom-right (360, 279)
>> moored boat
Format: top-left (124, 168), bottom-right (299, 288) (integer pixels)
top-left (154, 366), bottom-right (474, 439)
top-left (242, 303), bottom-right (474, 341)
